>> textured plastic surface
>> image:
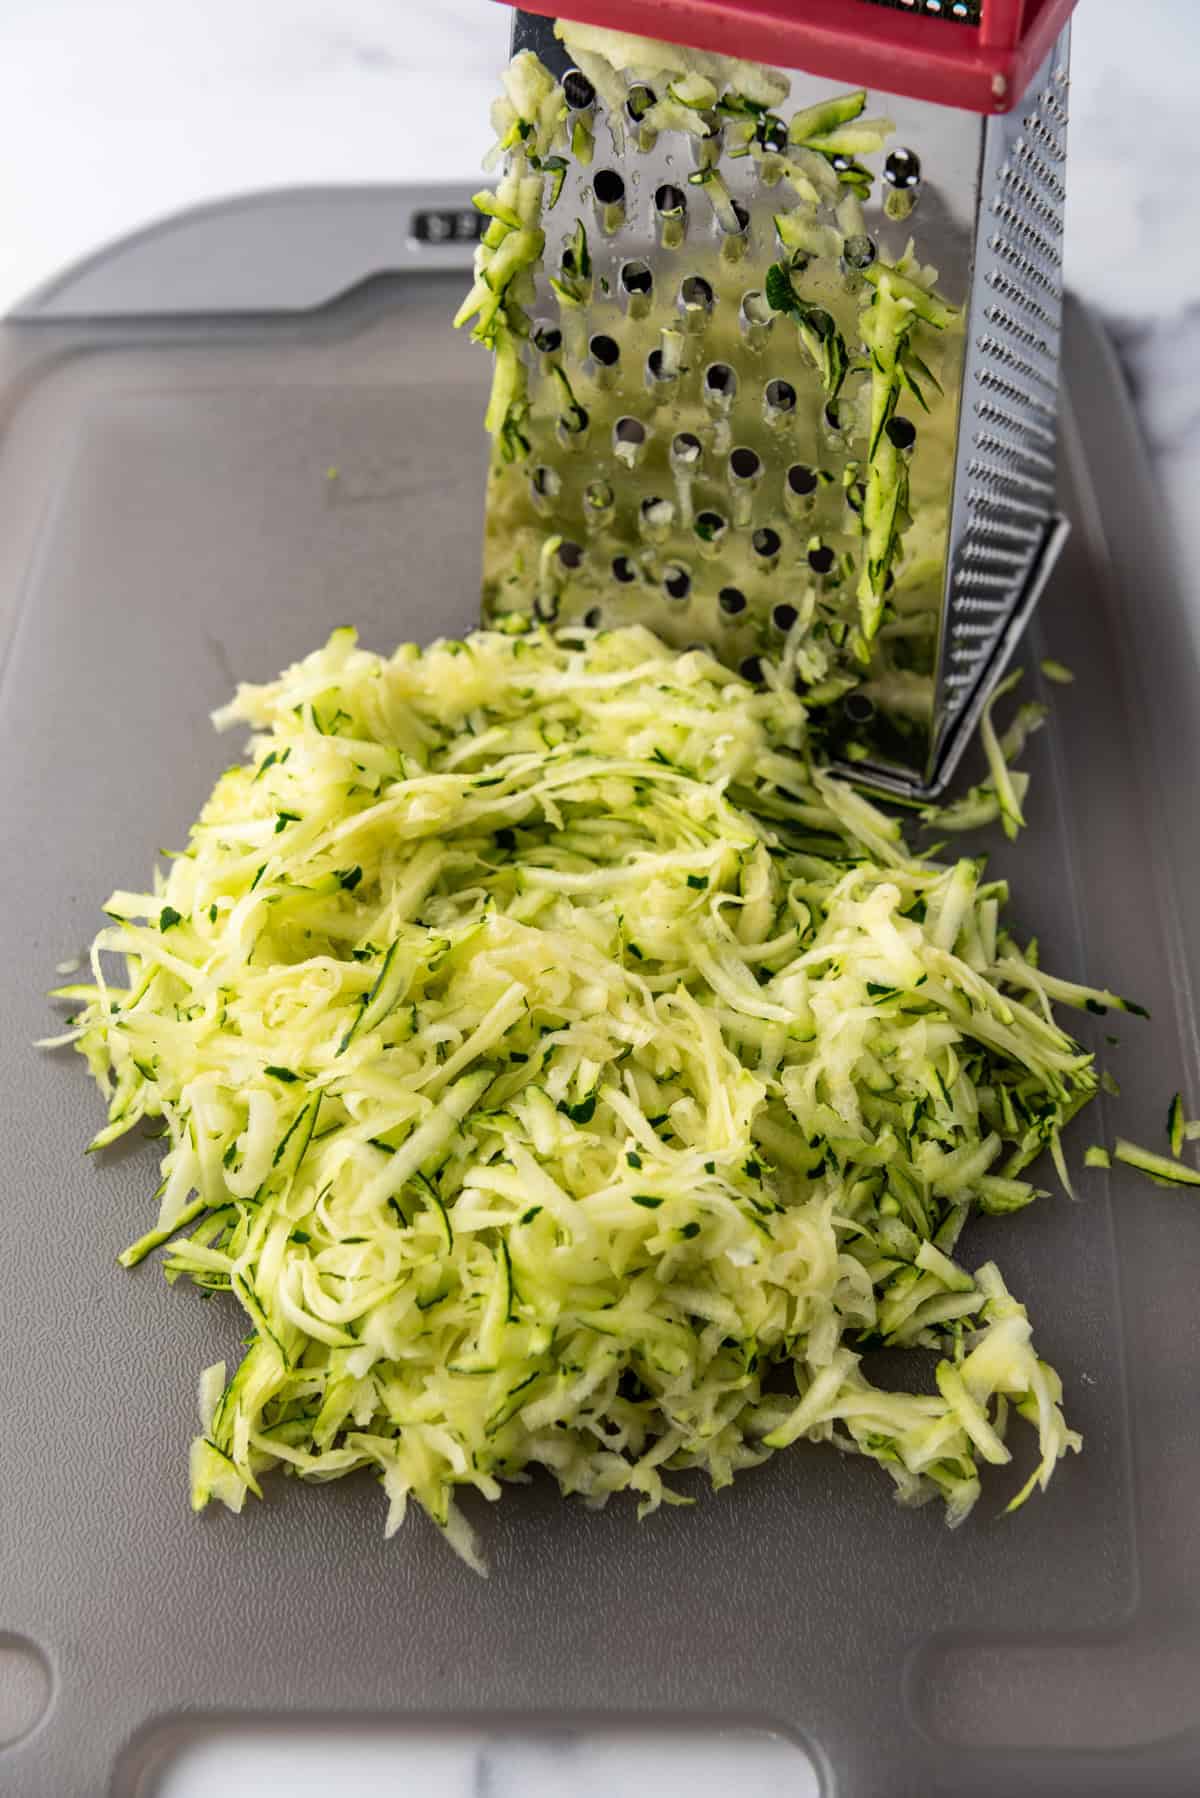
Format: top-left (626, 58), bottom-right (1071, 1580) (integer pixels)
top-left (0, 206), bottom-right (1198, 1797)
top-left (501, 0), bottom-right (1079, 112)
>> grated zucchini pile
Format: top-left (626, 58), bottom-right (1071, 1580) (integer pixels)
top-left (58, 624), bottom-right (1127, 1567)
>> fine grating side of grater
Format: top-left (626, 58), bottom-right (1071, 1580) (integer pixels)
top-left (477, 0), bottom-right (1076, 796)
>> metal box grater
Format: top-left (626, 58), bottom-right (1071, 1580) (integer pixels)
top-left (478, 0), bottom-right (1076, 795)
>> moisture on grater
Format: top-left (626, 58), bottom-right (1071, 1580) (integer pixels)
top-left (457, 17), bottom-right (1054, 788)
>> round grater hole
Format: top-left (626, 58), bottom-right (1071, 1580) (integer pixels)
top-left (563, 68), bottom-right (595, 109)
top-left (662, 564), bottom-right (692, 601)
top-left (705, 362), bottom-right (736, 398)
top-left (654, 184), bottom-right (687, 247)
top-left (842, 234), bottom-right (877, 271)
top-left (718, 586), bottom-right (747, 616)
top-left (646, 348), bottom-right (675, 384)
top-left (532, 321), bottom-right (562, 354)
top-left (557, 540), bottom-right (584, 571)
top-left (753, 527), bottom-right (782, 565)
top-left (640, 496), bottom-right (675, 543)
top-left (739, 288), bottom-right (773, 348)
top-left (589, 333), bottom-right (620, 367)
top-left (531, 466), bottom-right (560, 500)
top-left (772, 603), bottom-right (798, 632)
top-left (728, 447), bottom-right (761, 524)
top-left (558, 403), bottom-right (589, 442)
top-left (619, 259), bottom-right (654, 320)
top-left (844, 691), bottom-right (876, 724)
top-left (583, 606), bottom-right (603, 627)
top-left (756, 115), bottom-right (788, 155)
top-left (785, 463), bottom-right (818, 521)
top-left (885, 148), bottom-right (921, 189)
top-left (613, 416), bottom-right (647, 467)
top-left (585, 479), bottom-right (614, 512)
top-left (593, 169), bottom-right (626, 233)
top-left (764, 378), bottom-right (797, 417)
top-left (671, 431), bottom-right (702, 468)
top-left (612, 555), bottom-right (637, 583)
top-left (721, 200), bottom-right (751, 262)
top-left (594, 170), bottom-right (624, 204)
top-left (695, 510), bottom-right (727, 552)
top-left (807, 543), bottom-right (835, 574)
top-left (679, 274), bottom-right (714, 319)
top-left (739, 654), bottom-right (765, 684)
top-left (627, 83), bottom-right (657, 122)
top-left (886, 416), bottom-right (918, 451)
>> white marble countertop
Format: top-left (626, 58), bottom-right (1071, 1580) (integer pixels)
top-left (2, 4), bottom-right (1194, 1792)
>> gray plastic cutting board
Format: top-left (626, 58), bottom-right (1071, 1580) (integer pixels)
top-left (1, 188), bottom-right (1198, 1798)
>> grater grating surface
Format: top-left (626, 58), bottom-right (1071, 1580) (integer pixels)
top-left (477, 9), bottom-right (1071, 795)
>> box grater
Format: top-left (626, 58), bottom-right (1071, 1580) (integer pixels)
top-left (473, 0), bottom-right (1077, 795)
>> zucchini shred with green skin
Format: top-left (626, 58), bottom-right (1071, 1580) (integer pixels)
top-left (56, 624), bottom-right (1125, 1569)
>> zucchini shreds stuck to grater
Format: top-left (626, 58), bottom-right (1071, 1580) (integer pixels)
top-left (461, 0), bottom-right (1076, 797)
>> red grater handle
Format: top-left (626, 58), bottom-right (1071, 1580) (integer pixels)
top-left (501, 0), bottom-right (1077, 112)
